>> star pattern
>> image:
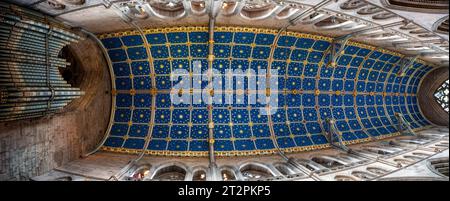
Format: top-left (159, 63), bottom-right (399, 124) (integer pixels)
top-left (101, 27), bottom-right (433, 156)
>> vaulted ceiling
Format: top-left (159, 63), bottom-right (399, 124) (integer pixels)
top-left (99, 27), bottom-right (433, 156)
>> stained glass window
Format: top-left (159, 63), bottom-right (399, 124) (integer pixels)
top-left (434, 80), bottom-right (449, 113)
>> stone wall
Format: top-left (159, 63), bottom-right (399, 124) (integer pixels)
top-left (0, 36), bottom-right (112, 181)
top-left (32, 127), bottom-right (449, 181)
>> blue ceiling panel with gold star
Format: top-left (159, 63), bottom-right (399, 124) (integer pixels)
top-left (98, 27), bottom-right (434, 157)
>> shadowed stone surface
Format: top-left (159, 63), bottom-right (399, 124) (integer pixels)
top-left (0, 37), bottom-right (112, 181)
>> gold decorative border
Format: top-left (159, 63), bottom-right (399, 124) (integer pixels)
top-left (100, 125), bottom-right (432, 157)
top-left (97, 26), bottom-right (434, 66)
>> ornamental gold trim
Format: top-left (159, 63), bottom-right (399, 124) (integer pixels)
top-left (100, 126), bottom-right (431, 157)
top-left (97, 26), bottom-right (432, 66)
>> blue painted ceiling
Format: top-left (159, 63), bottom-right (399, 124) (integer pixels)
top-left (99, 27), bottom-right (433, 157)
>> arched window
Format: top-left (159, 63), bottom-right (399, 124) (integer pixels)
top-left (383, 0), bottom-right (449, 13)
top-left (296, 159), bottom-right (322, 171)
top-left (428, 157), bottom-right (449, 177)
top-left (336, 154), bottom-right (363, 163)
top-left (192, 170), bottom-right (207, 181)
top-left (334, 175), bottom-right (357, 181)
top-left (240, 164), bottom-right (273, 180)
top-left (351, 171), bottom-right (377, 180)
top-left (274, 163), bottom-right (295, 175)
top-left (394, 158), bottom-right (413, 166)
top-left (435, 17), bottom-right (448, 34)
top-left (363, 146), bottom-right (396, 155)
top-left (366, 167), bottom-right (389, 175)
top-left (221, 169), bottom-right (236, 181)
top-left (412, 152), bottom-right (431, 157)
top-left (153, 165), bottom-right (186, 181)
top-left (397, 138), bottom-right (430, 145)
top-left (311, 157), bottom-right (344, 169)
top-left (403, 155), bottom-right (424, 161)
top-left (436, 141), bottom-right (449, 148)
top-left (434, 79), bottom-right (449, 113)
